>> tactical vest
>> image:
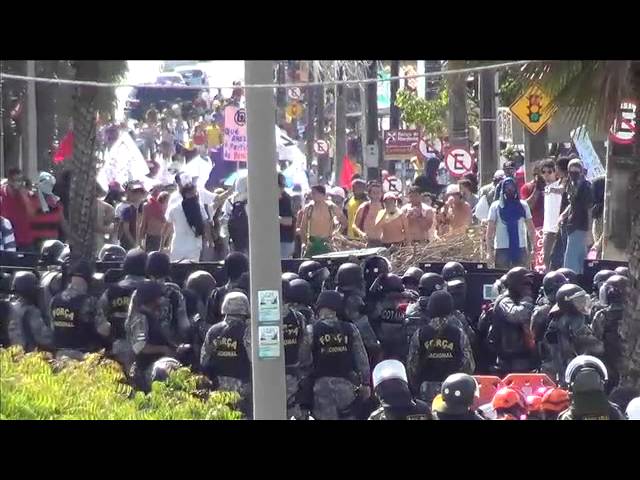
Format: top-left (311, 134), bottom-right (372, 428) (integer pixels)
top-left (312, 320), bottom-right (355, 379)
top-left (50, 292), bottom-right (95, 351)
top-left (282, 308), bottom-right (304, 367)
top-left (210, 321), bottom-right (251, 381)
top-left (370, 400), bottom-right (431, 420)
top-left (136, 310), bottom-right (172, 369)
top-left (417, 322), bottom-right (464, 382)
top-left (379, 303), bottom-right (407, 360)
top-left (107, 281), bottom-right (141, 339)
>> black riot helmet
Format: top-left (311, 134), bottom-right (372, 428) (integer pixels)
top-left (542, 271), bottom-right (568, 303)
top-left (441, 262), bottom-right (467, 282)
top-left (556, 268), bottom-right (578, 285)
top-left (58, 244), bottom-right (71, 264)
top-left (335, 262), bottom-right (365, 293)
top-left (592, 270), bottom-right (616, 294)
top-left (282, 272), bottom-right (300, 282)
top-left (11, 271), bottom-right (39, 299)
top-left (565, 355), bottom-right (608, 392)
top-left (402, 267), bottom-right (424, 290)
top-left (550, 283), bottom-right (591, 316)
top-left (599, 274), bottom-right (629, 307)
top-left (40, 239), bottom-right (65, 266)
top-left (315, 290), bottom-right (344, 313)
top-left (418, 273), bottom-right (446, 298)
top-left (146, 251), bottom-right (171, 279)
top-left (504, 267), bottom-right (535, 298)
top-left (614, 266), bottom-right (630, 279)
top-left (363, 255), bottom-right (390, 289)
top-left (123, 248), bottom-right (148, 277)
top-left (371, 273), bottom-right (404, 297)
top-left (282, 278), bottom-right (292, 304)
top-left (298, 261), bottom-right (330, 290)
top-left (224, 252), bottom-right (249, 281)
top-left (185, 271), bottom-right (217, 303)
top-left (440, 373), bottom-right (479, 414)
top-left (288, 279), bottom-right (313, 306)
top-left (427, 290), bottom-right (454, 318)
top-left (98, 244), bottom-right (127, 263)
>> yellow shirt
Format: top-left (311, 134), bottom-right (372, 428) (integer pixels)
top-left (205, 125), bottom-right (223, 148)
top-left (410, 155), bottom-right (424, 179)
top-left (346, 196), bottom-right (365, 239)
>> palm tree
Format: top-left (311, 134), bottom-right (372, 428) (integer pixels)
top-left (446, 60), bottom-right (469, 149)
top-left (67, 61), bottom-right (127, 261)
top-left (519, 60), bottom-right (640, 389)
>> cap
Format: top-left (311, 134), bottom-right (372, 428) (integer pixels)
top-left (372, 360), bottom-right (408, 389)
top-left (383, 192), bottom-right (398, 201)
top-left (493, 169), bottom-right (505, 180)
top-left (445, 184), bottom-right (460, 196)
top-left (329, 186), bottom-right (346, 199)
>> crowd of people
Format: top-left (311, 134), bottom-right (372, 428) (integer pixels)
top-left (1, 236), bottom-right (637, 420)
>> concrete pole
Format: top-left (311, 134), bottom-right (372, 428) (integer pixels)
top-left (334, 63), bottom-right (346, 184)
top-left (25, 60), bottom-right (38, 181)
top-left (479, 69), bottom-right (499, 186)
top-left (244, 60), bottom-right (287, 420)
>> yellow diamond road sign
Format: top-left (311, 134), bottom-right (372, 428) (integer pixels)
top-left (509, 84), bottom-right (558, 135)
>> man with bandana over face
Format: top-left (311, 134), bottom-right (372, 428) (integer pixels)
top-left (486, 178), bottom-right (536, 270)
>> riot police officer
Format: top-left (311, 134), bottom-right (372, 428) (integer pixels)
top-left (589, 269), bottom-right (616, 320)
top-left (558, 355), bottom-right (626, 420)
top-left (556, 267), bottom-right (578, 285)
top-left (287, 279), bottom-right (316, 325)
top-left (38, 240), bottom-right (67, 314)
top-left (8, 271), bottom-right (54, 352)
top-left (184, 270), bottom-right (217, 366)
top-left (541, 284), bottom-right (604, 384)
top-left (306, 290), bottom-right (371, 420)
top-left (126, 280), bottom-right (187, 393)
top-left (95, 248), bottom-right (148, 370)
top-left (531, 271), bottom-right (568, 362)
top-left (201, 291), bottom-right (253, 418)
top-left (363, 255), bottom-right (390, 293)
top-left (185, 271), bottom-right (217, 321)
top-left (401, 267), bottom-right (424, 301)
top-left (297, 260), bottom-right (330, 303)
top-left (335, 262), bottom-right (381, 366)
top-left (281, 278), bottom-right (313, 419)
top-left (406, 290), bottom-right (474, 405)
top-left (368, 360), bottom-right (431, 420)
top-left (431, 373), bottom-right (484, 420)
top-left (282, 272), bottom-right (299, 282)
top-left (49, 260), bottom-right (101, 360)
top-left (614, 266), bottom-right (630, 279)
top-left (404, 273), bottom-right (447, 346)
top-left (591, 274), bottom-right (628, 391)
top-left (207, 251), bottom-right (249, 325)
top-left (98, 244), bottom-right (127, 263)
top-left (370, 273), bottom-right (409, 361)
top-left (441, 261), bottom-right (476, 349)
top-left (488, 267), bottom-right (537, 375)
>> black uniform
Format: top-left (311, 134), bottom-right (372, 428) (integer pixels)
top-left (50, 285), bottom-right (99, 356)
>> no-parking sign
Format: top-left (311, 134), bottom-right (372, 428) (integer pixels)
top-left (445, 148), bottom-right (473, 176)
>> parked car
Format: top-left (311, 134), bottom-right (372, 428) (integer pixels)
top-left (174, 66), bottom-right (209, 87)
top-left (124, 84), bottom-right (200, 121)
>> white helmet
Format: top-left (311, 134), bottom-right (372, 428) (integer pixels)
top-left (626, 397), bottom-right (640, 420)
top-left (372, 359), bottom-right (408, 389)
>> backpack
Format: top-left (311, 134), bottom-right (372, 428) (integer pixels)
top-left (228, 200), bottom-right (249, 250)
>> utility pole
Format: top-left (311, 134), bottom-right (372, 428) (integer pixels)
top-left (315, 62), bottom-right (327, 181)
top-left (524, 127), bottom-right (549, 181)
top-left (25, 60), bottom-right (38, 181)
top-left (447, 60), bottom-right (469, 150)
top-left (304, 61), bottom-right (316, 162)
top-left (244, 60), bottom-right (287, 420)
top-left (334, 62), bottom-right (346, 183)
top-left (478, 69), bottom-right (499, 186)
top-left (390, 60), bottom-right (401, 129)
top-left (366, 60), bottom-right (380, 179)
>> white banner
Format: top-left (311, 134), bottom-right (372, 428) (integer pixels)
top-left (571, 125), bottom-right (605, 180)
top-left (97, 131), bottom-right (149, 192)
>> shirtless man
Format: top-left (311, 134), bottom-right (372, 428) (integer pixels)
top-left (299, 185), bottom-right (344, 257)
top-left (353, 181), bottom-right (384, 247)
top-left (401, 186), bottom-right (436, 243)
top-left (375, 192), bottom-right (408, 248)
top-left (440, 184), bottom-right (472, 236)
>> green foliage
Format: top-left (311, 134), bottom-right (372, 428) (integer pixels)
top-left (498, 68), bottom-right (525, 106)
top-left (0, 347), bottom-right (242, 420)
top-left (395, 87), bottom-right (449, 138)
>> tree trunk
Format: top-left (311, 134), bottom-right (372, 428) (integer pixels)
top-left (447, 60), bottom-right (469, 149)
top-left (68, 77), bottom-right (99, 261)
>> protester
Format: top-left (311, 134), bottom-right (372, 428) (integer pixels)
top-left (116, 181), bottom-right (147, 251)
top-left (344, 179), bottom-right (368, 240)
top-left (353, 181), bottom-right (384, 247)
top-left (520, 160), bottom-right (553, 230)
top-left (299, 185), bottom-right (342, 257)
top-left (401, 186), bottom-right (436, 243)
top-left (327, 186), bottom-right (348, 233)
top-left (0, 167), bottom-right (35, 251)
top-left (560, 158), bottom-right (592, 274)
top-left (278, 173), bottom-right (295, 259)
top-left (440, 184), bottom-right (472, 236)
top-left (140, 189), bottom-right (169, 252)
top-left (475, 169), bottom-right (505, 221)
top-left (548, 155), bottom-right (571, 270)
top-left (0, 215), bottom-right (16, 252)
top-left (29, 172), bottom-right (67, 251)
top-left (486, 178), bottom-right (536, 269)
top-left (222, 171), bottom-right (249, 254)
top-left (542, 158), bottom-right (565, 270)
top-left (95, 184), bottom-right (116, 253)
top-left (590, 176), bottom-right (605, 259)
top-left (375, 192), bottom-right (408, 248)
top-left (458, 178), bottom-right (478, 211)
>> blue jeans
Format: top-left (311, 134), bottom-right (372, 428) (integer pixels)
top-left (564, 229), bottom-right (588, 274)
top-left (280, 242), bottom-right (295, 259)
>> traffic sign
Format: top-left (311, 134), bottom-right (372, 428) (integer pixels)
top-left (288, 87), bottom-right (301, 100)
top-left (286, 101), bottom-right (304, 119)
top-left (445, 148), bottom-right (473, 176)
top-left (314, 139), bottom-right (329, 155)
top-left (383, 129), bottom-right (420, 156)
top-left (509, 84), bottom-right (558, 135)
top-left (609, 100), bottom-right (637, 145)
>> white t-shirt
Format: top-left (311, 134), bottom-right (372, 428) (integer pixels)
top-left (543, 179), bottom-right (563, 233)
top-left (488, 200), bottom-right (532, 249)
top-left (165, 202), bottom-right (207, 262)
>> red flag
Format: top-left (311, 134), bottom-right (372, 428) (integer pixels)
top-left (339, 155), bottom-right (355, 189)
top-left (53, 131), bottom-right (74, 164)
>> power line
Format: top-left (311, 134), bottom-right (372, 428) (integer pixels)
top-left (0, 60), bottom-right (535, 91)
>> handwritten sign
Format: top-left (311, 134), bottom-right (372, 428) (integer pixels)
top-left (532, 228), bottom-right (546, 274)
top-left (223, 106), bottom-right (247, 162)
top-left (571, 126), bottom-right (605, 181)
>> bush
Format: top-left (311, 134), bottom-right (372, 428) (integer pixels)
top-left (0, 347), bottom-right (242, 420)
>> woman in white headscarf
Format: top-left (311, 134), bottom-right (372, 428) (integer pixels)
top-left (30, 172), bottom-right (68, 249)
